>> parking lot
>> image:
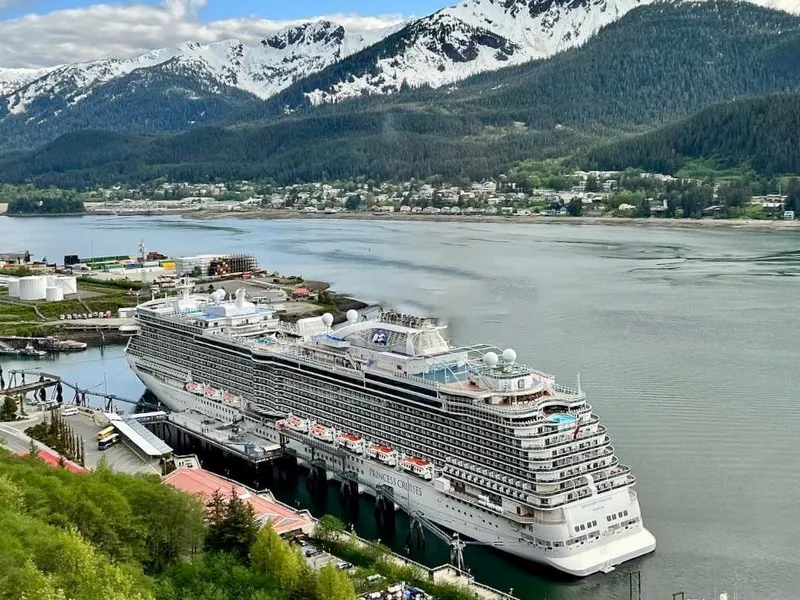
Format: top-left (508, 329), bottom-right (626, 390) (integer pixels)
top-left (293, 537), bottom-right (355, 574)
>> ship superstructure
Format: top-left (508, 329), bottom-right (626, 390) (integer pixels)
top-left (125, 285), bottom-right (655, 576)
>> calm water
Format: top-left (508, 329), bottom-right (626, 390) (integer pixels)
top-left (2, 215), bottom-right (799, 600)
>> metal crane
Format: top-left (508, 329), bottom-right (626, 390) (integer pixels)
top-left (408, 510), bottom-right (505, 573)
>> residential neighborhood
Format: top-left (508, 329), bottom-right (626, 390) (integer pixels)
top-left (6, 168), bottom-right (798, 221)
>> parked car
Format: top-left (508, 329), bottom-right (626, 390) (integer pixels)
top-left (336, 561), bottom-right (354, 571)
top-left (305, 547), bottom-right (322, 557)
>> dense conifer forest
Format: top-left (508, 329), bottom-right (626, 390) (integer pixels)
top-left (0, 2), bottom-right (798, 187)
top-left (582, 93), bottom-right (800, 175)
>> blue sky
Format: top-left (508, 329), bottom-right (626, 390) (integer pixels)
top-left (0, 0), bottom-right (449, 68)
top-left (1, 0), bottom-right (796, 68)
top-left (0, 0), bottom-right (447, 21)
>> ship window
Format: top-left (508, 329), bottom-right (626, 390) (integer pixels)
top-left (574, 527), bottom-right (579, 533)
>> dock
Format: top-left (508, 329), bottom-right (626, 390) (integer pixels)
top-left (0, 408), bottom-right (164, 475)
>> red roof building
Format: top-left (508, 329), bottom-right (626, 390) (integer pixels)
top-left (17, 449), bottom-right (89, 474)
top-left (292, 287), bottom-right (311, 297)
top-left (163, 467), bottom-right (314, 536)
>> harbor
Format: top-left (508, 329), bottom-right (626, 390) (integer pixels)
top-left (0, 369), bottom-right (521, 600)
top-left (0, 215), bottom-right (795, 600)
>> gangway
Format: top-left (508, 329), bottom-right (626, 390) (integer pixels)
top-left (3, 369), bottom-right (160, 410)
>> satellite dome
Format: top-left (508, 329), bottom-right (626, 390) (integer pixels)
top-left (502, 348), bottom-right (517, 364)
top-left (484, 351), bottom-right (499, 367)
top-left (346, 309), bottom-right (359, 323)
top-left (321, 312), bottom-right (334, 327)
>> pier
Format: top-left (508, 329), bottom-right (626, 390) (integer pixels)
top-left (1, 369), bottom-right (161, 411)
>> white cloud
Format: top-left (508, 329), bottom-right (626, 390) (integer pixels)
top-left (753, 0), bottom-right (800, 14)
top-left (0, 0), bottom-right (407, 68)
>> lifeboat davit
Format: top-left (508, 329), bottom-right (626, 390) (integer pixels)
top-left (336, 432), bottom-right (365, 454)
top-left (367, 443), bottom-right (399, 467)
top-left (285, 415), bottom-right (310, 433)
top-left (310, 424), bottom-right (334, 443)
top-left (186, 381), bottom-right (205, 395)
top-left (222, 392), bottom-right (240, 406)
top-left (204, 386), bottom-right (222, 401)
top-left (399, 456), bottom-right (434, 480)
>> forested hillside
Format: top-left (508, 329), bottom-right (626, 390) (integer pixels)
top-left (1, 1), bottom-right (798, 187)
top-left (583, 92), bottom-right (800, 174)
top-left (0, 63), bottom-right (261, 150)
top-left (0, 449), bottom-right (356, 600)
top-left (257, 0), bottom-right (800, 127)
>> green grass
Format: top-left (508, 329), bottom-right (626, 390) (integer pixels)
top-left (85, 295), bottom-right (139, 314)
top-left (36, 299), bottom-right (86, 320)
top-left (0, 301), bottom-right (39, 322)
top-left (0, 323), bottom-right (58, 337)
top-left (675, 158), bottom-right (756, 181)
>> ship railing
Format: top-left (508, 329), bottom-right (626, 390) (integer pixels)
top-left (527, 434), bottom-right (610, 462)
top-left (507, 512), bottom-right (567, 525)
top-left (276, 348), bottom-right (365, 378)
top-left (553, 384), bottom-right (587, 402)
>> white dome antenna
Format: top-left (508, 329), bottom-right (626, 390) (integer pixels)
top-left (484, 351), bottom-right (499, 367)
top-left (346, 309), bottom-right (359, 323)
top-left (502, 348), bottom-right (517, 364)
top-left (321, 312), bottom-right (334, 328)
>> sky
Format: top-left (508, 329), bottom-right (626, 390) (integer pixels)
top-left (0, 0), bottom-right (442, 68)
top-left (0, 0), bottom-right (798, 69)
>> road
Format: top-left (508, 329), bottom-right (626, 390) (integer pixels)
top-left (0, 408), bottom-right (160, 475)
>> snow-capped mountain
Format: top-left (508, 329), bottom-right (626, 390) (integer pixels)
top-left (0, 67), bottom-right (56, 97)
top-left (302, 0), bottom-right (654, 105)
top-left (0, 20), bottom-right (395, 117)
top-left (0, 0), bottom-right (796, 150)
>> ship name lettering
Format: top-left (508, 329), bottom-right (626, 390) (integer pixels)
top-left (370, 468), bottom-right (423, 497)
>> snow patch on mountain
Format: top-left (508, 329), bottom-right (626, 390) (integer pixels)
top-left (304, 0), bottom-right (654, 105)
top-left (0, 67), bottom-right (56, 97)
top-left (2, 20), bottom-right (399, 116)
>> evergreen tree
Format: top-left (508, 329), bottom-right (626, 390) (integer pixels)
top-left (205, 488), bottom-right (259, 562)
top-left (785, 178), bottom-right (800, 213)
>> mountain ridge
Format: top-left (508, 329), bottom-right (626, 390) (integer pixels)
top-left (1, 2), bottom-right (797, 188)
top-left (0, 0), bottom-right (659, 148)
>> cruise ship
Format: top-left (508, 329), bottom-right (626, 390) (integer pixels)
top-left (124, 285), bottom-right (655, 576)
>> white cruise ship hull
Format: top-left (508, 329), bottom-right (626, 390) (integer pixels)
top-left (130, 359), bottom-right (655, 577)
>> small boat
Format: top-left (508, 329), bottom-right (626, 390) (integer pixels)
top-left (285, 415), bottom-right (309, 433)
top-left (52, 340), bottom-right (87, 352)
top-left (222, 392), bottom-right (240, 406)
top-left (367, 443), bottom-right (398, 467)
top-left (204, 386), bottom-right (222, 401)
top-left (336, 432), bottom-right (365, 454)
top-left (186, 381), bottom-right (205, 395)
top-left (21, 345), bottom-right (46, 358)
top-left (399, 456), bottom-right (434, 480)
top-left (310, 424), bottom-right (334, 443)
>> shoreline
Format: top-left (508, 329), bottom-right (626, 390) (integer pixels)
top-left (5, 209), bottom-right (799, 231)
top-left (182, 210), bottom-right (800, 231)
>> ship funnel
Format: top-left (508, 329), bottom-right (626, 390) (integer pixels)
top-left (234, 288), bottom-right (246, 308)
